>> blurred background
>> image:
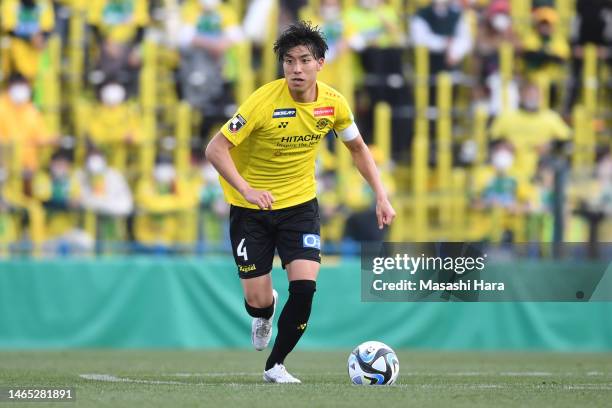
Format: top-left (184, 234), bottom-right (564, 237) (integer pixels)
top-left (0, 0), bottom-right (611, 255)
top-left (0, 0), bottom-right (611, 351)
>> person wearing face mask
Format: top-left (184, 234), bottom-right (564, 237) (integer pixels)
top-left (521, 7), bottom-right (570, 94)
top-left (29, 149), bottom-right (95, 254)
top-left (134, 158), bottom-right (199, 250)
top-left (0, 74), bottom-right (56, 175)
top-left (73, 149), bottom-right (133, 246)
top-left (489, 82), bottom-right (570, 184)
top-left (86, 80), bottom-right (144, 172)
top-left (177, 0), bottom-right (243, 141)
top-left (480, 141), bottom-right (520, 210)
top-left (473, 0), bottom-right (520, 115)
top-left (410, 0), bottom-right (473, 75)
top-left (471, 140), bottom-right (535, 242)
top-left (87, 0), bottom-right (150, 94)
top-left (76, 150), bottom-right (133, 217)
top-left (1, 0), bottom-right (55, 80)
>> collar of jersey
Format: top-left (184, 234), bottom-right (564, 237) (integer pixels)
top-left (283, 79), bottom-right (320, 105)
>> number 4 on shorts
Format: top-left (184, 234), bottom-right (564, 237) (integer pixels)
top-left (237, 238), bottom-right (248, 261)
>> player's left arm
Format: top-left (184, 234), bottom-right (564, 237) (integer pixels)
top-left (342, 135), bottom-right (396, 229)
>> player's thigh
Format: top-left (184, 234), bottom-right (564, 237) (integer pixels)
top-left (275, 198), bottom-right (321, 271)
top-left (229, 205), bottom-right (275, 280)
top-left (286, 259), bottom-right (320, 281)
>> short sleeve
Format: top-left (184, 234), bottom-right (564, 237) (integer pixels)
top-left (334, 94), bottom-right (359, 141)
top-left (220, 91), bottom-right (264, 146)
top-left (334, 97), bottom-right (359, 142)
top-left (547, 112), bottom-right (571, 140)
top-left (334, 93), bottom-right (354, 132)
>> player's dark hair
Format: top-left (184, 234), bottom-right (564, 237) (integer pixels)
top-left (273, 21), bottom-right (328, 61)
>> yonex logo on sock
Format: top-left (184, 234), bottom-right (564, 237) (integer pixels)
top-left (302, 234), bottom-right (320, 249)
top-left (297, 323), bottom-right (307, 331)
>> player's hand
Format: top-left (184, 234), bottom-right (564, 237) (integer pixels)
top-left (376, 196), bottom-right (396, 230)
top-left (243, 187), bottom-right (275, 210)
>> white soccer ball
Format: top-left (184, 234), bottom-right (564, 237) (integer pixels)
top-left (347, 341), bottom-right (400, 385)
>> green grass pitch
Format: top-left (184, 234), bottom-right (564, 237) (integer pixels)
top-left (1, 350), bottom-right (611, 407)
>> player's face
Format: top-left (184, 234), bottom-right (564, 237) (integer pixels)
top-left (282, 46), bottom-right (324, 97)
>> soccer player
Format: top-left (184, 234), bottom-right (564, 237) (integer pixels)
top-left (205, 21), bottom-right (396, 383)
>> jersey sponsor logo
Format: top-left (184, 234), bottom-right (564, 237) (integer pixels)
top-left (239, 264), bottom-right (256, 273)
top-left (278, 121), bottom-right (288, 128)
top-left (228, 114), bottom-right (246, 133)
top-left (303, 234), bottom-right (321, 250)
top-left (314, 106), bottom-right (334, 117)
top-left (280, 134), bottom-right (322, 143)
top-left (272, 108), bottom-right (297, 118)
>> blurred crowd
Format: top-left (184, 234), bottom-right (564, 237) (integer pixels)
top-left (0, 0), bottom-right (611, 255)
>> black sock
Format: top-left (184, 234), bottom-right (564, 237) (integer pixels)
top-left (265, 280), bottom-right (316, 370)
top-left (244, 297), bottom-right (275, 319)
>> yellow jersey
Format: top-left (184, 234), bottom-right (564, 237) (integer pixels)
top-left (490, 109), bottom-right (570, 180)
top-left (88, 0), bottom-right (149, 44)
top-left (220, 79), bottom-right (356, 209)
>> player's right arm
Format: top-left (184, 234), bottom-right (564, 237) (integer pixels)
top-left (205, 132), bottom-right (275, 210)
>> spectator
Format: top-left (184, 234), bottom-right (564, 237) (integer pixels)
top-left (521, 6), bottom-right (570, 94)
top-left (410, 0), bottom-right (473, 76)
top-left (0, 74), bottom-right (56, 176)
top-left (1, 0), bottom-right (55, 81)
top-left (87, 0), bottom-right (150, 93)
top-left (86, 79), bottom-right (144, 172)
top-left (76, 149), bottom-right (133, 217)
top-left (75, 149), bottom-right (133, 246)
top-left (242, 0), bottom-right (275, 70)
top-left (479, 141), bottom-right (521, 211)
top-left (489, 82), bottom-right (571, 183)
top-left (346, 0), bottom-right (405, 102)
top-left (564, 0), bottom-right (612, 114)
top-left (177, 0), bottom-right (243, 140)
top-left (33, 149), bottom-right (93, 253)
top-left (473, 0), bottom-right (519, 115)
top-left (134, 159), bottom-right (198, 251)
top-left (305, 0), bottom-right (350, 90)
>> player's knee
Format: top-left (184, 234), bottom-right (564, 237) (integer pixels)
top-left (244, 292), bottom-right (274, 308)
top-left (288, 280), bottom-right (316, 298)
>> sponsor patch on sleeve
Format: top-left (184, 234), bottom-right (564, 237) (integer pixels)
top-left (302, 234), bottom-right (321, 250)
top-left (314, 106), bottom-right (335, 117)
top-left (272, 108), bottom-right (297, 118)
top-left (228, 114), bottom-right (247, 133)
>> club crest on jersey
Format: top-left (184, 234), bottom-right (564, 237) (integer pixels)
top-left (316, 118), bottom-right (333, 131)
top-left (273, 108), bottom-right (297, 118)
top-left (228, 114), bottom-right (246, 133)
top-left (314, 106), bottom-right (334, 117)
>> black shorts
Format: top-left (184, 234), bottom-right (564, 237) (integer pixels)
top-left (229, 198), bottom-right (321, 279)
